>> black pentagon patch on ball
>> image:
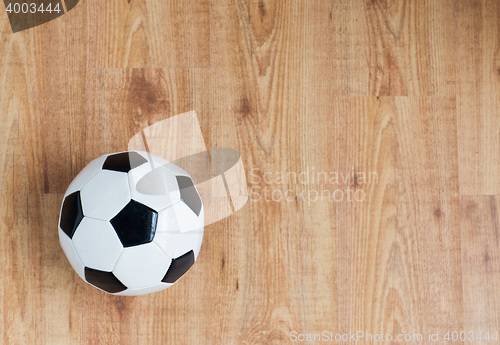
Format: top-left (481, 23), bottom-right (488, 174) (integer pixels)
top-left (84, 267), bottom-right (127, 293)
top-left (176, 176), bottom-right (202, 216)
top-left (59, 191), bottom-right (84, 239)
top-left (162, 250), bottom-right (195, 283)
top-left (110, 200), bottom-right (158, 247)
top-left (102, 152), bottom-right (148, 173)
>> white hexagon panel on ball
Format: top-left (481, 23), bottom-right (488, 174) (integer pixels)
top-left (58, 151), bottom-right (204, 295)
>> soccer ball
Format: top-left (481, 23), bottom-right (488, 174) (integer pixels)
top-left (58, 151), bottom-right (204, 296)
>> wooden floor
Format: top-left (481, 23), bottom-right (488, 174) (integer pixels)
top-left (0, 0), bottom-right (499, 344)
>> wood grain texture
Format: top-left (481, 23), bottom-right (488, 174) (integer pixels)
top-left (455, 0), bottom-right (500, 195)
top-left (210, 1), bottom-right (338, 344)
top-left (461, 196), bottom-right (500, 343)
top-left (212, 198), bottom-right (337, 345)
top-left (0, 1), bottom-right (86, 194)
top-left (332, 0), bottom-right (455, 96)
top-left (87, 0), bottom-right (209, 68)
top-left (334, 97), bottom-right (463, 343)
top-left (210, 1), bottom-right (338, 343)
top-left (86, 68), bottom-right (209, 160)
top-left (0, 194), bottom-right (85, 344)
top-left (211, 0), bottom-right (334, 196)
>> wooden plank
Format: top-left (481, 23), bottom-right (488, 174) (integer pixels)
top-left (455, 0), bottom-right (500, 195)
top-left (334, 97), bottom-right (462, 343)
top-left (84, 68), bottom-right (212, 345)
top-left (87, 0), bottom-right (209, 68)
top-left (0, 1), bottom-right (86, 194)
top-left (0, 194), bottom-right (85, 345)
top-left (332, 0), bottom-right (455, 96)
top-left (210, 0), bottom-right (337, 343)
top-left (86, 68), bottom-right (209, 160)
top-left (30, 194), bottom-right (86, 345)
top-left (211, 0), bottom-right (334, 196)
top-left (461, 196), bottom-right (500, 343)
top-left (0, 195), bottom-right (34, 343)
top-left (211, 198), bottom-right (338, 344)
